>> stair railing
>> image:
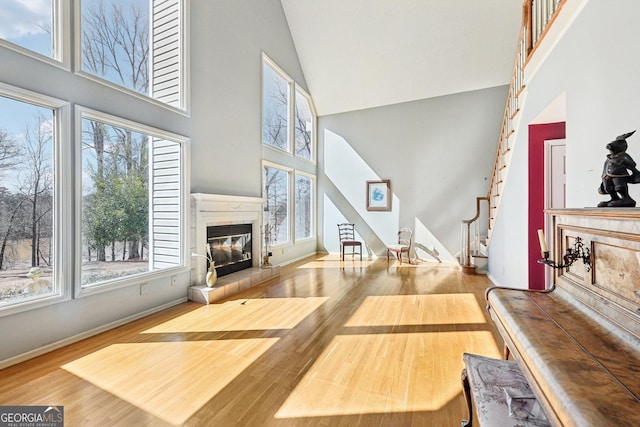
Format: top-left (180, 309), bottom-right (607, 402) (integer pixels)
top-left (461, 0), bottom-right (566, 273)
top-left (460, 196), bottom-right (489, 274)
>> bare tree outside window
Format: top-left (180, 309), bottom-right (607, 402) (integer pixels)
top-left (295, 174), bottom-right (312, 240)
top-left (19, 114), bottom-right (54, 269)
top-left (0, 0), bottom-right (55, 58)
top-left (263, 64), bottom-right (290, 151)
top-left (81, 0), bottom-right (149, 94)
top-left (263, 165), bottom-right (289, 246)
top-left (261, 57), bottom-right (317, 249)
top-left (0, 98), bottom-right (55, 304)
top-left (0, 128), bottom-right (21, 274)
top-left (77, 0), bottom-right (159, 286)
top-left (0, 1), bottom-right (185, 306)
top-left (0, 128), bottom-right (19, 170)
top-left (81, 117), bottom-right (150, 286)
top-left (295, 90), bottom-right (313, 160)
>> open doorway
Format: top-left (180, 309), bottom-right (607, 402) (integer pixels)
top-left (543, 138), bottom-right (566, 286)
top-left (528, 122), bottom-right (565, 290)
top-left (545, 139), bottom-right (566, 210)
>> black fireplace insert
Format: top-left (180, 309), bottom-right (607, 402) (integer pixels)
top-left (206, 224), bottom-right (252, 277)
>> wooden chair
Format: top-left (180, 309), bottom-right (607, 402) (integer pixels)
top-left (338, 223), bottom-right (362, 261)
top-left (387, 228), bottom-right (412, 264)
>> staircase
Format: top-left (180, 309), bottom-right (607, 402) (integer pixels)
top-left (460, 0), bottom-right (566, 274)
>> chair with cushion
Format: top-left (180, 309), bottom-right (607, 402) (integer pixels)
top-left (338, 223), bottom-right (362, 261)
top-left (387, 228), bottom-right (412, 264)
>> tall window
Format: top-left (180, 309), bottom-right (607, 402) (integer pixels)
top-left (295, 88), bottom-right (314, 161)
top-left (80, 0), bottom-right (185, 110)
top-left (262, 61), bottom-right (291, 152)
top-left (0, 88), bottom-right (68, 311)
top-left (0, 0), bottom-right (61, 60)
top-left (80, 108), bottom-right (185, 290)
top-left (263, 164), bottom-right (290, 246)
top-left (295, 173), bottom-right (314, 240)
top-left (261, 55), bottom-right (316, 246)
top-left (0, 2), bottom-right (188, 315)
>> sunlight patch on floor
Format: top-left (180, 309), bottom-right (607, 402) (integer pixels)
top-left (345, 294), bottom-right (486, 327)
top-left (297, 254), bottom-right (373, 269)
top-left (62, 339), bottom-right (278, 425)
top-left (385, 261), bottom-right (460, 269)
top-left (274, 331), bottom-right (501, 418)
top-left (298, 254), bottom-right (460, 270)
top-left (142, 297), bottom-right (329, 333)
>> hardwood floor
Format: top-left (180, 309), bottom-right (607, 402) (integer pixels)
top-left (0, 255), bottom-right (503, 426)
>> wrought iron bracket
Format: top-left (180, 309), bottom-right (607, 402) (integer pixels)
top-left (538, 237), bottom-right (592, 272)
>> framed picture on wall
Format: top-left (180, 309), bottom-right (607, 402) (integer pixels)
top-left (366, 180), bottom-right (391, 211)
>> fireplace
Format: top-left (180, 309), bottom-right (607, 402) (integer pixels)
top-left (191, 193), bottom-right (265, 287)
top-left (207, 224), bottom-right (252, 277)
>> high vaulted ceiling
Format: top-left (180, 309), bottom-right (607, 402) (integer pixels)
top-left (280, 0), bottom-right (523, 116)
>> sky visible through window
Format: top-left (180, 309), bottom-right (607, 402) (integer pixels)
top-left (1, 1), bottom-right (188, 306)
top-left (0, 0), bottom-right (53, 57)
top-left (0, 0), bottom-right (151, 176)
top-left (0, 96), bottom-right (53, 190)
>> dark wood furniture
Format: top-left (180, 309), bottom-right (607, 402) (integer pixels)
top-left (338, 223), bottom-right (362, 261)
top-left (485, 209), bottom-right (640, 426)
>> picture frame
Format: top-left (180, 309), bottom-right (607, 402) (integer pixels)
top-left (366, 180), bottom-right (391, 211)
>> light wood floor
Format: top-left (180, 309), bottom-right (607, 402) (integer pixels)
top-left (0, 255), bottom-right (503, 426)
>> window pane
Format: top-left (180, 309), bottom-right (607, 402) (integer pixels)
top-left (81, 116), bottom-right (182, 287)
top-left (0, 96), bottom-right (55, 305)
top-left (295, 175), bottom-right (313, 240)
top-left (0, 0), bottom-right (55, 58)
top-left (263, 64), bottom-right (290, 151)
top-left (263, 166), bottom-right (289, 246)
top-left (81, 0), bottom-right (183, 109)
top-left (295, 90), bottom-right (313, 160)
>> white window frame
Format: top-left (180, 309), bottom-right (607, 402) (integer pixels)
top-left (261, 54), bottom-right (317, 251)
top-left (74, 0), bottom-right (190, 114)
top-left (294, 86), bottom-right (317, 163)
top-left (0, 0), bottom-right (71, 70)
top-left (74, 105), bottom-right (190, 298)
top-left (0, 83), bottom-right (72, 317)
top-left (294, 171), bottom-right (316, 242)
top-left (262, 53), bottom-right (316, 164)
top-left (262, 54), bottom-right (293, 155)
top-left (262, 161), bottom-right (293, 248)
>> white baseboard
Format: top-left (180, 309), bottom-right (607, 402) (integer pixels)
top-left (486, 272), bottom-right (500, 287)
top-left (0, 297), bottom-right (188, 370)
top-left (277, 251), bottom-right (319, 266)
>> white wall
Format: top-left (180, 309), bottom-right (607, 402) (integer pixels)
top-left (488, 0), bottom-right (640, 287)
top-left (189, 1), bottom-right (315, 266)
top-left (0, 0), bottom-right (311, 365)
top-left (190, 0), bottom-right (308, 196)
top-left (318, 86), bottom-right (508, 261)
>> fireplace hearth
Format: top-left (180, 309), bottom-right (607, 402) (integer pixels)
top-left (191, 193), bottom-right (265, 287)
top-left (190, 193), bottom-right (280, 304)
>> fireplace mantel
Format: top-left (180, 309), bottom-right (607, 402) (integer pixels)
top-left (190, 193), bottom-right (265, 286)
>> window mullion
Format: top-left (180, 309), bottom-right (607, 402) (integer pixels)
top-left (289, 81), bottom-right (295, 155)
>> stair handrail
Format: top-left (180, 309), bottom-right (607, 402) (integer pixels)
top-left (487, 0), bottom-right (531, 207)
top-left (460, 196), bottom-right (489, 273)
top-left (488, 0), bottom-right (567, 225)
top-left (462, 0), bottom-right (567, 273)
top-left (489, 0), bottom-right (566, 203)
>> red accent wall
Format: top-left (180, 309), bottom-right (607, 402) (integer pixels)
top-left (528, 122), bottom-right (565, 290)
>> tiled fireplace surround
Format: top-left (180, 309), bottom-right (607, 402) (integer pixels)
top-left (189, 193), bottom-right (280, 304)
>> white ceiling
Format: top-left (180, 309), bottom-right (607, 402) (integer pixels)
top-left (280, 0), bottom-right (523, 116)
